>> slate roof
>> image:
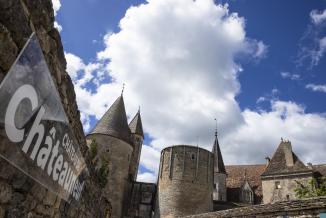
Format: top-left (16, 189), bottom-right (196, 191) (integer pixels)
top-left (226, 164), bottom-right (266, 204)
top-left (212, 133), bottom-right (226, 174)
top-left (261, 141), bottom-right (312, 177)
top-left (89, 95), bottom-right (131, 143)
top-left (129, 110), bottom-right (144, 138)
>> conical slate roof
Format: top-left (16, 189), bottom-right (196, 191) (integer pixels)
top-left (90, 96), bottom-right (131, 143)
top-left (129, 110), bottom-right (144, 138)
top-left (212, 132), bottom-right (226, 174)
top-left (261, 141), bottom-right (311, 176)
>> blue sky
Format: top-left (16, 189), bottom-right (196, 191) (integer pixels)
top-left (53, 0), bottom-right (326, 182)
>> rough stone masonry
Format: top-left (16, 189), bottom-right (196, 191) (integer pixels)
top-left (0, 0), bottom-right (111, 217)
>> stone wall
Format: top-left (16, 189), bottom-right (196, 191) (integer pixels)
top-left (262, 174), bottom-right (312, 204)
top-left (213, 173), bottom-right (227, 201)
top-left (155, 145), bottom-right (214, 218)
top-left (125, 181), bottom-right (156, 218)
top-left (185, 197), bottom-right (326, 218)
top-left (0, 0), bottom-right (111, 217)
top-left (87, 134), bottom-right (133, 218)
top-left (129, 134), bottom-right (143, 181)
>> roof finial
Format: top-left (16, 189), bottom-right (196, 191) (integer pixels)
top-left (138, 105), bottom-right (140, 112)
top-left (244, 169), bottom-right (247, 179)
top-left (214, 118), bottom-right (218, 137)
top-left (121, 83), bottom-right (125, 96)
top-left (281, 137), bottom-right (284, 142)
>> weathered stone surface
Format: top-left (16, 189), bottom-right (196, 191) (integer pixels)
top-left (0, 180), bottom-right (12, 203)
top-left (0, 22), bottom-right (18, 72)
top-left (155, 145), bottom-right (214, 218)
top-left (0, 205), bottom-right (4, 218)
top-left (0, 0), bottom-right (111, 217)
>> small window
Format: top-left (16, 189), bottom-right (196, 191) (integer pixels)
top-left (275, 181), bottom-right (281, 189)
top-left (106, 149), bottom-right (109, 153)
top-left (286, 194), bottom-right (290, 201)
top-left (191, 154), bottom-right (195, 160)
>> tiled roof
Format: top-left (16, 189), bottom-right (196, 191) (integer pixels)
top-left (129, 110), bottom-right (144, 138)
top-left (212, 133), bottom-right (226, 174)
top-left (313, 164), bottom-right (326, 176)
top-left (261, 141), bottom-right (312, 177)
top-left (186, 197), bottom-right (326, 218)
top-left (226, 164), bottom-right (266, 204)
top-left (89, 96), bottom-right (131, 143)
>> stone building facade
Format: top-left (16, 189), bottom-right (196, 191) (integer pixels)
top-left (261, 140), bottom-right (314, 204)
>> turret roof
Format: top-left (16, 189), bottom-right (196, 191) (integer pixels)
top-left (212, 132), bottom-right (226, 174)
top-left (89, 95), bottom-right (131, 143)
top-left (129, 110), bottom-right (144, 138)
top-left (261, 141), bottom-right (311, 177)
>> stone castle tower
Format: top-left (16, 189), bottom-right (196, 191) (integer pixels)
top-left (128, 110), bottom-right (144, 181)
top-left (212, 131), bottom-right (227, 201)
top-left (86, 95), bottom-right (143, 218)
top-left (155, 145), bottom-right (214, 217)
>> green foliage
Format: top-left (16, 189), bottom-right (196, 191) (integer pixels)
top-left (294, 177), bottom-right (326, 198)
top-left (98, 158), bottom-right (109, 188)
top-left (90, 139), bottom-right (98, 160)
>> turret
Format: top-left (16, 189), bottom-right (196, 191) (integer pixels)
top-left (128, 109), bottom-right (144, 181)
top-left (212, 130), bottom-right (227, 201)
top-left (86, 95), bottom-right (133, 218)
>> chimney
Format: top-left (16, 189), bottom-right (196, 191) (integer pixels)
top-left (283, 141), bottom-right (294, 167)
top-left (265, 156), bottom-right (270, 167)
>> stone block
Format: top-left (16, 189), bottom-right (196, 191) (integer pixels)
top-left (0, 180), bottom-right (12, 203)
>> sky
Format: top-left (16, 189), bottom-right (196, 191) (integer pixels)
top-left (53, 0), bottom-right (326, 183)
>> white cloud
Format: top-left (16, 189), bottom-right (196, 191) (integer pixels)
top-left (137, 172), bottom-right (157, 183)
top-left (310, 9), bottom-right (326, 25)
top-left (66, 0), bottom-right (326, 182)
top-left (222, 100), bottom-right (326, 165)
top-left (280, 71), bottom-right (301, 80)
top-left (306, 83), bottom-right (326, 93)
top-left (252, 40), bottom-right (268, 59)
top-left (296, 10), bottom-right (326, 68)
top-left (139, 145), bottom-right (161, 174)
top-left (54, 21), bottom-right (62, 32)
top-left (52, 0), bottom-right (62, 31)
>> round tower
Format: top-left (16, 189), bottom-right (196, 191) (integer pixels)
top-left (155, 145), bottom-right (214, 218)
top-left (86, 95), bottom-right (133, 218)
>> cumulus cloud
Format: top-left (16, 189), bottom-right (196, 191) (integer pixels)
top-left (306, 83), bottom-right (326, 93)
top-left (310, 9), bottom-right (326, 25)
top-left (222, 100), bottom-right (326, 165)
top-left (66, 0), bottom-right (326, 182)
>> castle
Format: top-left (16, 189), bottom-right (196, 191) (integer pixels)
top-left (87, 94), bottom-right (326, 218)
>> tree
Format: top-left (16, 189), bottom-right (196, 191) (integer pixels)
top-left (294, 177), bottom-right (326, 198)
